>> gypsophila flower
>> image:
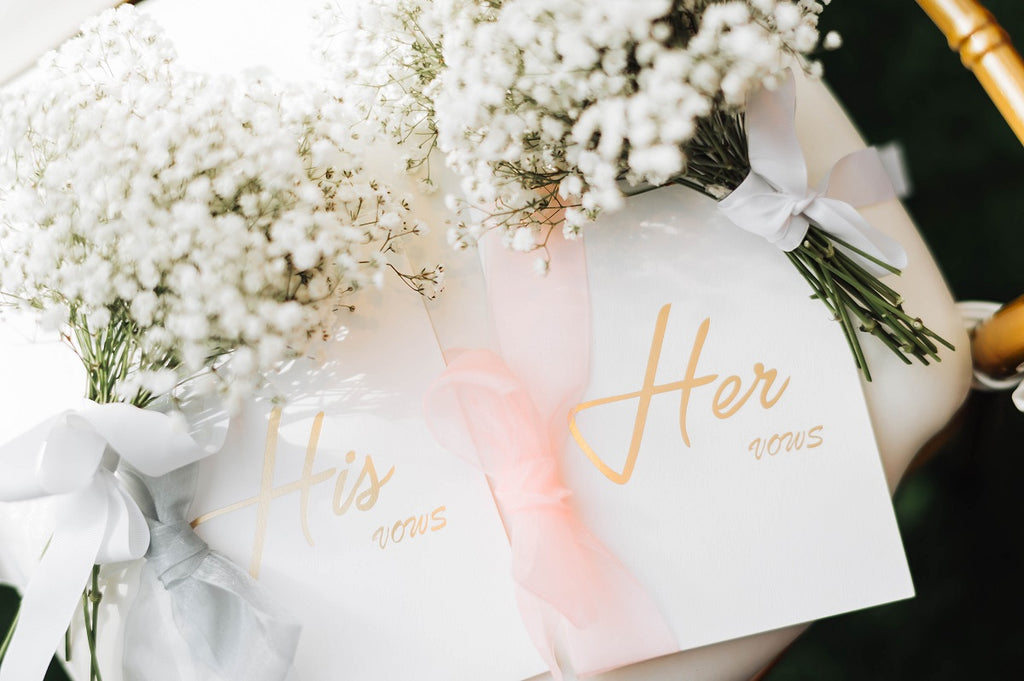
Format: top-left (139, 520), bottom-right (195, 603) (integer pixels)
top-left (315, 0), bottom-right (457, 179)
top-left (318, 0), bottom-right (948, 381)
top-left (0, 5), bottom-right (438, 406)
top-left (319, 0), bottom-right (831, 252)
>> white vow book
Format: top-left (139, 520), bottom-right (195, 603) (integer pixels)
top-left (189, 275), bottom-right (549, 681)
top-left (563, 186), bottom-right (914, 653)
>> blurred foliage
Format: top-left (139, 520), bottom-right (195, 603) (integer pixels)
top-left (768, 1), bottom-right (1024, 679)
top-left (768, 391), bottom-right (1024, 680)
top-left (817, 0), bottom-right (1024, 304)
top-left (4, 1), bottom-right (1024, 680)
top-left (0, 586), bottom-right (67, 680)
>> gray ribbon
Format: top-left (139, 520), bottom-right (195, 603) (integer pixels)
top-left (122, 464), bottom-right (301, 681)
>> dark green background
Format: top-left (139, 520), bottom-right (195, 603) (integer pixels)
top-left (4, 1), bottom-right (1024, 679)
top-left (767, 1), bottom-right (1024, 679)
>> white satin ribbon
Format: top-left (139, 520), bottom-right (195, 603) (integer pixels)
top-left (718, 69), bottom-right (909, 278)
top-left (0, 402), bottom-right (212, 681)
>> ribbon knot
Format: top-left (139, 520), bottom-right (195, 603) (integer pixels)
top-left (122, 464), bottom-right (300, 681)
top-left (424, 231), bottom-right (677, 678)
top-left (790, 190), bottom-right (819, 217)
top-left (147, 520), bottom-right (209, 586)
top-left (495, 451), bottom-right (571, 515)
top-left (425, 348), bottom-right (676, 678)
top-left (717, 69), bottom-right (909, 277)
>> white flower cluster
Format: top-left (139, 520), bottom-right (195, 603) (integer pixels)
top-left (315, 0), bottom-right (452, 180)
top-left (319, 0), bottom-right (832, 255)
top-left (0, 6), bottom-right (434, 403)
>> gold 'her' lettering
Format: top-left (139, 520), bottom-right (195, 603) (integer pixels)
top-left (569, 304), bottom-right (790, 485)
top-left (191, 407), bottom-right (395, 578)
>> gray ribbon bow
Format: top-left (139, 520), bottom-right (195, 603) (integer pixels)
top-left (122, 464), bottom-right (301, 681)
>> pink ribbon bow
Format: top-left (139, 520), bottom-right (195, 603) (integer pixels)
top-left (425, 230), bottom-right (676, 678)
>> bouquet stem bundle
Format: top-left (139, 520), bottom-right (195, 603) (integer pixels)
top-left (675, 112), bottom-right (952, 380)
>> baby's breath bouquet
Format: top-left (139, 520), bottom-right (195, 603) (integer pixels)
top-left (0, 8), bottom-right (439, 677)
top-left (0, 7), bottom-right (440, 409)
top-left (319, 0), bottom-right (949, 377)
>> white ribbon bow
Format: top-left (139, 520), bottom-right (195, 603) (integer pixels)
top-left (718, 69), bottom-right (909, 277)
top-left (0, 402), bottom-right (212, 681)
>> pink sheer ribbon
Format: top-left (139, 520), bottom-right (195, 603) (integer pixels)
top-left (424, 231), bottom-right (677, 678)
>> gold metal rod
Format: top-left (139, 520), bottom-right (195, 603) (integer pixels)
top-left (917, 1), bottom-right (1024, 378)
top-left (917, 0), bottom-right (1024, 147)
top-left (972, 295), bottom-right (1024, 379)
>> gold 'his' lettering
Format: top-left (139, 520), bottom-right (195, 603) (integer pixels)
top-left (191, 408), bottom-right (394, 578)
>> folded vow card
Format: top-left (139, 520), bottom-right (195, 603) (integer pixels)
top-left (562, 186), bottom-right (915, 653)
top-left (189, 273), bottom-right (548, 681)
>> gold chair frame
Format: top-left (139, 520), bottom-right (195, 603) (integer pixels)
top-left (918, 0), bottom-right (1024, 379)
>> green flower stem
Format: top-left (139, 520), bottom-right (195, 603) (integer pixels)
top-left (81, 594), bottom-right (96, 681)
top-left (785, 251), bottom-right (837, 311)
top-left (820, 253), bottom-right (872, 380)
top-left (89, 566), bottom-right (101, 681)
top-left (82, 565), bottom-right (103, 681)
top-left (820, 245), bottom-right (946, 359)
top-left (799, 228), bottom-right (951, 373)
top-left (677, 110), bottom-right (953, 379)
top-left (62, 306), bottom-right (171, 681)
top-left (817, 230), bottom-right (902, 276)
top-left (817, 255), bottom-right (930, 355)
top-left (0, 607), bottom-right (18, 665)
top-left (68, 309), bottom-right (134, 681)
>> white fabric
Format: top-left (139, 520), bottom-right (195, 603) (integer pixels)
top-left (0, 403), bottom-right (212, 681)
